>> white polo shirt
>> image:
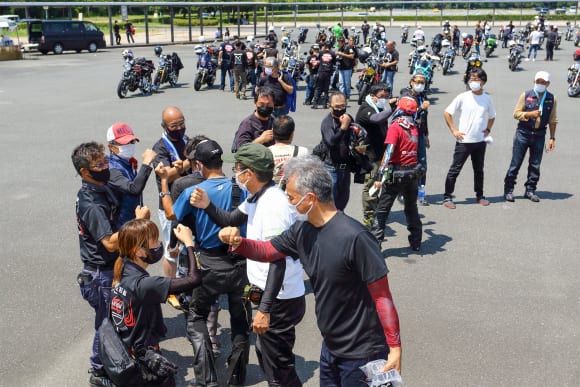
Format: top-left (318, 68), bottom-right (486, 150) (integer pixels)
top-left (238, 185), bottom-right (305, 299)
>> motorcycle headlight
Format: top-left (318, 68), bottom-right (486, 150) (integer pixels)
top-left (366, 68), bottom-right (374, 75)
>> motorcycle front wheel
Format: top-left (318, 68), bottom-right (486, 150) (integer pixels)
top-left (194, 75), bottom-right (203, 91)
top-left (442, 61), bottom-right (449, 75)
top-left (568, 83), bottom-right (580, 97)
top-left (169, 70), bottom-right (179, 87)
top-left (117, 80), bottom-right (129, 99)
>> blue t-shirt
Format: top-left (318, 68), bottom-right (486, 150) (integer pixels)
top-left (173, 177), bottom-right (246, 249)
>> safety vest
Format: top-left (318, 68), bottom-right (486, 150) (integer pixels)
top-left (518, 89), bottom-right (554, 131)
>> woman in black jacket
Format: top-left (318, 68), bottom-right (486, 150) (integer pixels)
top-left (106, 219), bottom-right (201, 386)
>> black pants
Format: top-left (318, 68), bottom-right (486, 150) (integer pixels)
top-left (444, 141), bottom-right (487, 199)
top-left (313, 71), bottom-right (332, 106)
top-left (545, 42), bottom-right (555, 60)
top-left (115, 32), bottom-right (121, 45)
top-left (255, 296), bottom-right (306, 387)
top-left (376, 176), bottom-right (422, 246)
top-left (186, 258), bottom-right (251, 386)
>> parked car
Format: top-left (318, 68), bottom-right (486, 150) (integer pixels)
top-left (555, 8), bottom-right (566, 15)
top-left (27, 19), bottom-right (106, 54)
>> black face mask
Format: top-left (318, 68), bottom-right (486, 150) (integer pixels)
top-left (141, 242), bottom-right (164, 264)
top-left (90, 168), bottom-right (110, 183)
top-left (167, 128), bottom-right (185, 141)
top-left (257, 106), bottom-right (274, 118)
top-left (332, 108), bottom-right (347, 118)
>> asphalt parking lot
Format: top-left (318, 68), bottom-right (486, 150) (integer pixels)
top-left (0, 27), bottom-right (578, 386)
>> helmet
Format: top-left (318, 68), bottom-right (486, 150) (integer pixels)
top-left (417, 25), bottom-right (422, 29)
top-left (122, 49), bottom-right (134, 59)
top-left (247, 35), bottom-right (254, 42)
top-left (198, 36), bottom-right (206, 43)
top-left (350, 26), bottom-right (356, 32)
top-left (269, 26), bottom-right (275, 32)
top-left (417, 45), bottom-right (427, 54)
top-left (397, 96), bottom-right (418, 115)
top-left (281, 26), bottom-right (285, 31)
top-left (154, 46), bottom-right (162, 56)
top-left (461, 32), bottom-right (468, 39)
top-left (194, 45), bottom-right (204, 55)
top-left (282, 36), bottom-right (290, 45)
top-left (442, 39), bottom-right (451, 47)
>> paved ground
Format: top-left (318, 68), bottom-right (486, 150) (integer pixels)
top-left (0, 27), bottom-right (579, 386)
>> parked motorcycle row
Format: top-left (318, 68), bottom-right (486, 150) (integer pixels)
top-left (117, 47), bottom-right (183, 98)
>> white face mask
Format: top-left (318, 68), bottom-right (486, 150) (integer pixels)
top-left (289, 195), bottom-right (312, 221)
top-left (534, 83), bottom-right (547, 93)
top-left (469, 81), bottom-right (482, 92)
top-left (376, 98), bottom-right (388, 110)
top-left (235, 169), bottom-right (249, 192)
top-left (264, 67), bottom-right (273, 76)
top-left (413, 83), bottom-right (425, 93)
top-left (117, 143), bottom-right (136, 160)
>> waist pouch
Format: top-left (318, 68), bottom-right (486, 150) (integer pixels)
top-left (243, 284), bottom-right (264, 306)
top-left (387, 164), bottom-right (424, 183)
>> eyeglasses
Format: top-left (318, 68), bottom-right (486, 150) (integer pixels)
top-left (164, 120), bottom-right (185, 131)
top-left (90, 156), bottom-right (109, 170)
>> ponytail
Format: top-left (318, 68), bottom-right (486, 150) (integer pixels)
top-left (112, 256), bottom-right (124, 286)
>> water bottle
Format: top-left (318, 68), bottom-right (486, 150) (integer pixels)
top-left (418, 185), bottom-right (425, 202)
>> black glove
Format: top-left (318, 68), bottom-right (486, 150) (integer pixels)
top-left (140, 349), bottom-right (178, 377)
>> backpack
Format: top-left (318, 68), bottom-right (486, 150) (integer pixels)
top-left (274, 146), bottom-right (300, 190)
top-left (281, 70), bottom-right (297, 113)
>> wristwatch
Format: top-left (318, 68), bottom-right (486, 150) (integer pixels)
top-left (159, 191), bottom-right (171, 198)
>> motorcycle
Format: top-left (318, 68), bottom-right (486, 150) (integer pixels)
top-left (554, 31), bottom-right (562, 49)
top-left (153, 50), bottom-right (183, 91)
top-left (484, 34), bottom-right (497, 58)
top-left (401, 25), bottom-right (409, 44)
top-left (193, 44), bottom-right (217, 91)
top-left (507, 35), bottom-right (525, 71)
top-left (117, 50), bottom-right (155, 98)
top-left (413, 53), bottom-right (437, 91)
top-left (461, 33), bottom-right (474, 59)
top-left (431, 33), bottom-right (443, 56)
top-left (568, 50), bottom-right (580, 97)
top-left (356, 52), bottom-right (381, 105)
top-left (280, 41), bottom-right (305, 83)
top-left (408, 44), bottom-right (427, 74)
top-left (298, 26), bottom-right (309, 44)
top-left (464, 53), bottom-right (483, 86)
top-left (565, 22), bottom-right (574, 41)
top-left (440, 39), bottom-right (456, 75)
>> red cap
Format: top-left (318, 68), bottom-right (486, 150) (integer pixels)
top-left (106, 122), bottom-right (139, 145)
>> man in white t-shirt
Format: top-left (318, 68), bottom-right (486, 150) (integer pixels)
top-left (189, 143), bottom-right (306, 386)
top-left (442, 68), bottom-right (496, 209)
top-left (268, 115), bottom-right (309, 188)
top-left (412, 26), bottom-right (425, 43)
top-left (527, 26), bottom-right (543, 61)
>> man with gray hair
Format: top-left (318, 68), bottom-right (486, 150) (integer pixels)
top-left (256, 56), bottom-right (294, 117)
top-left (218, 156), bottom-right (402, 386)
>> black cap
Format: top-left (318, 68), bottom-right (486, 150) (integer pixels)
top-left (189, 139), bottom-right (223, 163)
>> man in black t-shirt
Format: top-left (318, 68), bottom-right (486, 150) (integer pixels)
top-left (232, 41), bottom-right (248, 99)
top-left (361, 19), bottom-right (370, 44)
top-left (232, 87), bottom-right (276, 152)
top-left (72, 142), bottom-right (149, 387)
top-left (218, 38), bottom-right (235, 91)
top-left (311, 42), bottom-right (336, 109)
top-left (304, 44), bottom-right (321, 105)
top-left (336, 37), bottom-right (356, 100)
top-left (218, 156), bottom-right (402, 386)
top-left (256, 57), bottom-right (294, 117)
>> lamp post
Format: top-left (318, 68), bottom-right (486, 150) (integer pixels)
top-left (43, 6), bottom-right (49, 20)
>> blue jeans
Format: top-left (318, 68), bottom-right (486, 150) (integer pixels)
top-left (338, 68), bottom-right (353, 98)
top-left (381, 70), bottom-right (395, 93)
top-left (220, 62), bottom-right (233, 91)
top-left (324, 163), bottom-right (351, 211)
top-left (528, 44), bottom-right (539, 59)
top-left (79, 268), bottom-right (113, 370)
top-left (319, 342), bottom-right (388, 386)
top-left (504, 128), bottom-right (546, 194)
top-left (305, 74), bottom-right (316, 103)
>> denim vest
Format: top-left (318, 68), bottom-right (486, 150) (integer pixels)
top-left (109, 154), bottom-right (139, 228)
top-left (517, 89), bottom-right (554, 131)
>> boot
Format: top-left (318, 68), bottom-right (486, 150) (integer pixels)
top-left (371, 213), bottom-right (387, 243)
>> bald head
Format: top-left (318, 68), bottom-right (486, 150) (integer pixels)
top-left (161, 106), bottom-right (184, 125)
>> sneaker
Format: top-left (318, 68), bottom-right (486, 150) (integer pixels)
top-left (303, 101), bottom-right (311, 105)
top-left (504, 192), bottom-right (515, 202)
top-left (442, 198), bottom-right (456, 209)
top-left (532, 58), bottom-right (535, 62)
top-left (525, 191), bottom-right (540, 202)
top-left (525, 58), bottom-right (530, 61)
top-left (476, 196), bottom-right (490, 206)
